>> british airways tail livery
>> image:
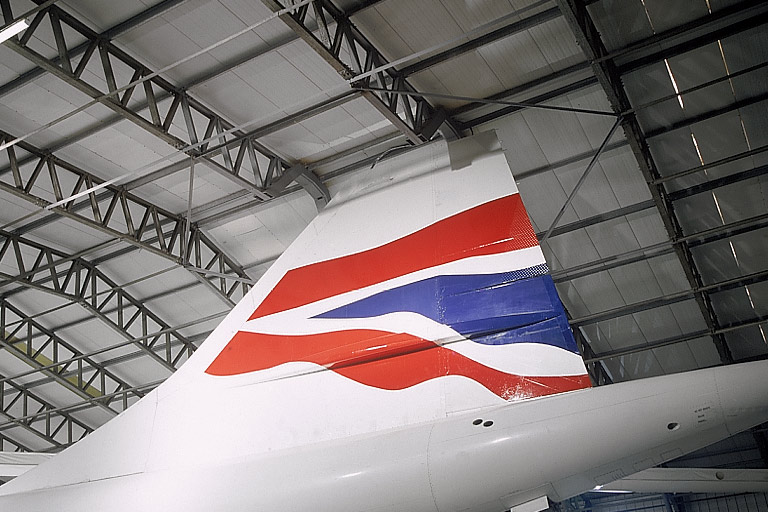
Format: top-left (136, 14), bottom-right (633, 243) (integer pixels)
top-left (1, 132), bottom-right (767, 512)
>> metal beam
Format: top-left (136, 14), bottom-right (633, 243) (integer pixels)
top-left (616, 1), bottom-right (768, 75)
top-left (583, 313), bottom-right (768, 365)
top-left (668, 162), bottom-right (768, 202)
top-left (555, 0), bottom-right (734, 364)
top-left (261, 0), bottom-right (462, 143)
top-left (0, 131), bottom-right (251, 306)
top-left (0, 231), bottom-right (196, 373)
top-left (552, 208), bottom-right (768, 284)
top-left (570, 268), bottom-right (768, 328)
top-left (0, 1), bottom-right (327, 206)
top-left (459, 74), bottom-right (598, 130)
top-left (399, 6), bottom-right (562, 78)
top-left (0, 371), bottom-right (92, 450)
top-left (0, 300), bottom-right (139, 417)
top-left (0, 379), bottom-right (160, 439)
top-left (0, 432), bottom-right (33, 452)
top-left (644, 91), bottom-right (768, 140)
top-left (0, 0), bottom-right (189, 98)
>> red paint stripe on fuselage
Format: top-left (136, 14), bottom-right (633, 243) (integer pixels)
top-left (249, 194), bottom-right (537, 320)
top-left (205, 330), bottom-right (591, 400)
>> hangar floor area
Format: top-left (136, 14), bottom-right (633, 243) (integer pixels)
top-left (0, 0), bottom-right (767, 510)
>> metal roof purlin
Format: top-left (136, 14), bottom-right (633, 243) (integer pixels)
top-left (261, 0), bottom-right (462, 143)
top-left (554, 0), bottom-right (735, 365)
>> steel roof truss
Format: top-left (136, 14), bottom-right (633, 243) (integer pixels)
top-left (0, 132), bottom-right (251, 305)
top-left (0, 1), bottom-right (317, 204)
top-left (0, 300), bottom-right (138, 416)
top-left (0, 374), bottom-right (92, 450)
top-left (0, 231), bottom-right (195, 373)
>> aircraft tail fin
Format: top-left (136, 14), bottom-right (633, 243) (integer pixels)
top-left (203, 131), bottom-right (591, 407)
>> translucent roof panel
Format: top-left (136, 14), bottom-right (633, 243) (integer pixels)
top-left (674, 174), bottom-right (768, 235)
top-left (723, 325), bottom-right (768, 361)
top-left (587, 0), bottom-right (653, 52)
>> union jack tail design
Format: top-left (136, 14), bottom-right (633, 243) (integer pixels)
top-left (204, 132), bottom-right (590, 414)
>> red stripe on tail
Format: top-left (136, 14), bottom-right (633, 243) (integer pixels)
top-left (206, 330), bottom-right (591, 400)
top-left (250, 194), bottom-right (537, 320)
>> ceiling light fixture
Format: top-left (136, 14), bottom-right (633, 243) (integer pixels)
top-left (0, 18), bottom-right (28, 44)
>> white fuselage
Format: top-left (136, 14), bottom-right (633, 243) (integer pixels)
top-left (2, 359), bottom-right (766, 512)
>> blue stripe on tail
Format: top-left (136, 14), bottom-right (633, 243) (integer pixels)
top-left (314, 265), bottom-right (579, 354)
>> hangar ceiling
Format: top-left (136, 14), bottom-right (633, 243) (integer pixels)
top-left (0, 0), bottom-right (767, 508)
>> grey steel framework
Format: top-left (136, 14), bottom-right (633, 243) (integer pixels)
top-left (0, 0), bottom-right (767, 508)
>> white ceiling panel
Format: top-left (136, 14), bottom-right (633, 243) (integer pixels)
top-left (0, 45), bottom-right (39, 80)
top-left (595, 314), bottom-right (647, 351)
top-left (476, 30), bottom-right (550, 90)
top-left (740, 101), bottom-right (768, 150)
top-left (59, 0), bottom-right (159, 33)
top-left (584, 216), bottom-right (641, 259)
top-left (0, 78), bottom-right (113, 140)
top-left (0, 192), bottom-right (41, 227)
top-left (554, 161), bottom-right (620, 219)
top-left (566, 87), bottom-right (618, 148)
top-left (721, 23), bottom-right (768, 75)
top-left (724, 326), bottom-right (768, 361)
top-left (613, 350), bottom-right (666, 380)
top-left (114, 0), bottom-right (283, 85)
top-left (599, 145), bottom-right (650, 207)
top-left (1, 0), bottom-right (765, 487)
top-left (730, 225), bottom-right (768, 275)
top-left (138, 161), bottom-right (243, 213)
top-left (515, 169), bottom-right (578, 231)
top-left (652, 341), bottom-right (699, 375)
top-left (492, 113), bottom-right (549, 175)
top-left (569, 269), bottom-right (626, 315)
top-left (520, 105), bottom-right (593, 163)
top-left (189, 71), bottom-right (277, 126)
top-left (647, 129), bottom-right (701, 177)
top-left (262, 98), bottom-right (392, 162)
top-left (686, 336), bottom-right (723, 368)
top-left (556, 280), bottom-right (591, 318)
top-left (526, 15), bottom-right (583, 69)
top-left (708, 178), bottom-right (768, 226)
top-left (668, 299), bottom-right (708, 334)
top-left (692, 237), bottom-right (741, 286)
top-left (587, 0), bottom-right (653, 51)
top-left (608, 259), bottom-right (664, 304)
top-left (643, 0), bottom-right (709, 34)
top-left (14, 217), bottom-right (115, 256)
top-left (413, 52), bottom-right (505, 108)
top-left (712, 287), bottom-right (760, 326)
top-left (690, 111), bottom-right (751, 168)
top-left (674, 192), bottom-right (724, 234)
top-left (647, 251), bottom-right (692, 295)
top-left (633, 305), bottom-right (683, 343)
top-left (578, 324), bottom-right (610, 353)
top-left (544, 228), bottom-right (600, 271)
